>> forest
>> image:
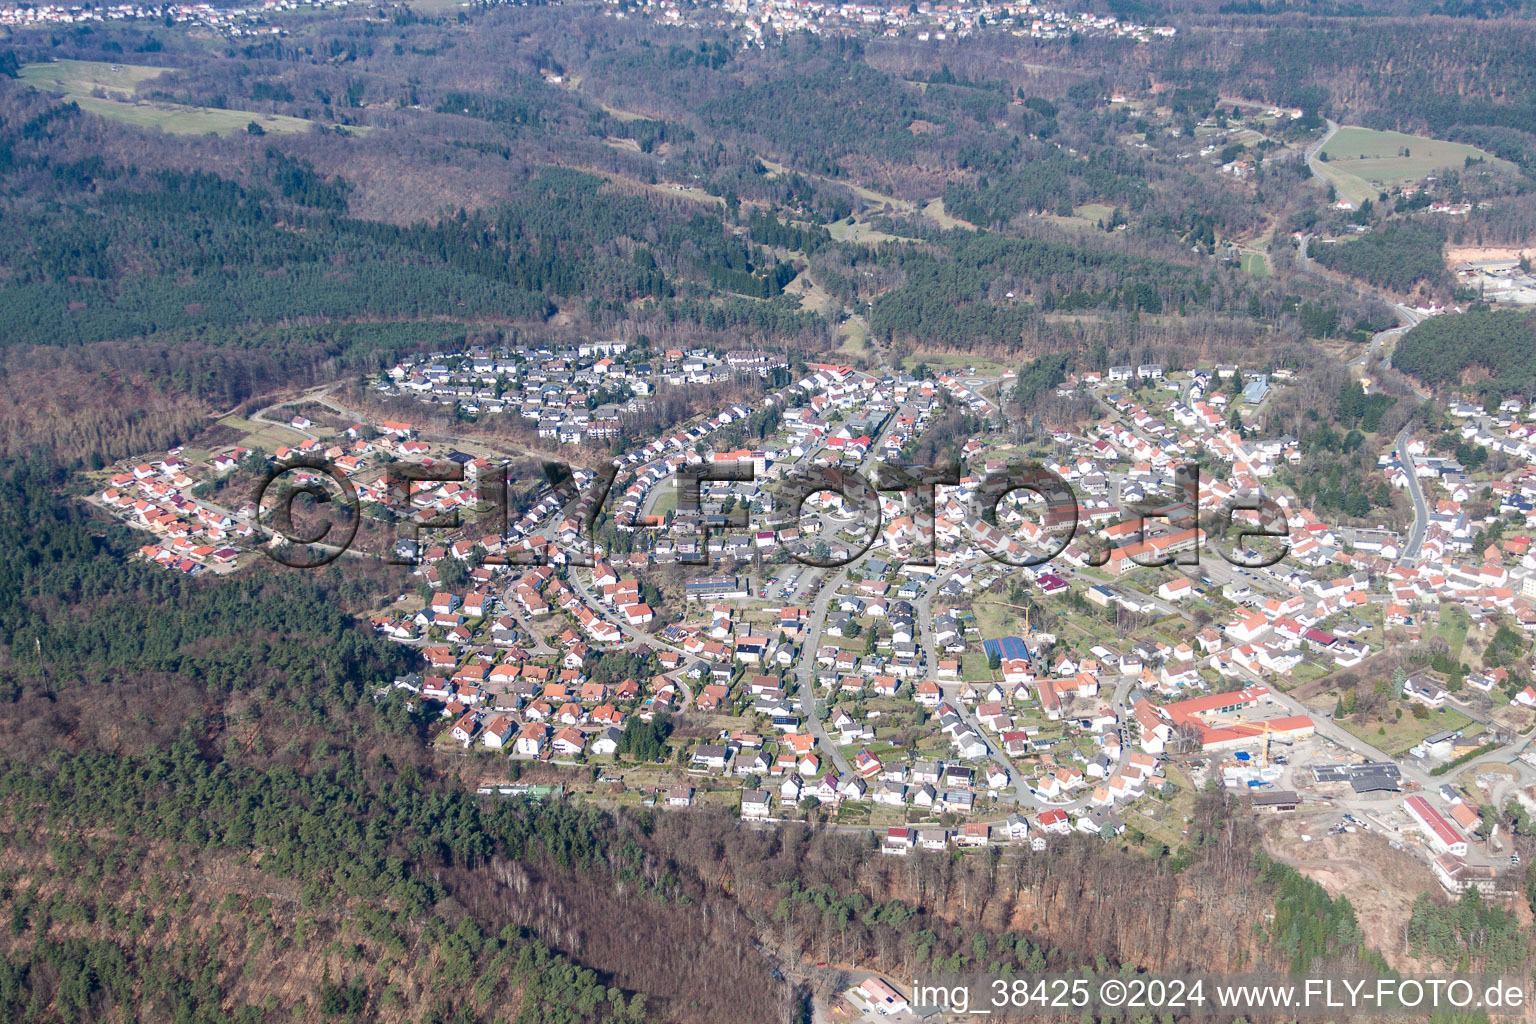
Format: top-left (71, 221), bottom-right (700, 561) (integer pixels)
top-left (0, 452), bottom-right (781, 1023)
top-left (0, 138), bottom-right (822, 351)
top-left (856, 226), bottom-right (1227, 347)
top-left (1308, 220), bottom-right (1450, 295)
top-left (0, 1), bottom-right (1424, 372)
top-left (1394, 308), bottom-right (1536, 398)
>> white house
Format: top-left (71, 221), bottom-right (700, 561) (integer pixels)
top-left (514, 723), bottom-right (547, 757)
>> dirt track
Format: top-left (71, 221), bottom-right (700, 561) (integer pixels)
top-left (1446, 245), bottom-right (1536, 264)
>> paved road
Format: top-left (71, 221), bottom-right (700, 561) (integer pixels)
top-left (1298, 119), bottom-right (1429, 365)
top-left (1197, 556), bottom-right (1291, 601)
top-left (906, 548), bottom-right (1151, 813)
top-left (1088, 389), bottom-right (1300, 600)
top-left (1305, 117), bottom-right (1339, 173)
top-left (505, 606), bottom-right (554, 656)
top-left (1293, 118), bottom-right (1338, 273)
top-left (783, 391), bottom-right (938, 780)
top-left (1294, 118), bottom-right (1438, 564)
top-left (251, 400), bottom-right (317, 442)
top-left (312, 387), bottom-right (581, 465)
top-left (1347, 303), bottom-right (1422, 371)
top-left (792, 564), bottom-right (856, 779)
top-left (558, 554), bottom-right (697, 713)
top-left (912, 561), bottom-right (1004, 776)
top-left (1392, 423), bottom-right (1429, 561)
top-left (1229, 662), bottom-right (1437, 787)
top-left (104, 443), bottom-right (382, 569)
top-left (915, 562), bottom-right (1036, 807)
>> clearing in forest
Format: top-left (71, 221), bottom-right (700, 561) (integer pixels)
top-left (21, 59), bottom-right (329, 137)
top-left (1318, 126), bottom-right (1511, 204)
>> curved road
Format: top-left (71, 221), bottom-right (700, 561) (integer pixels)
top-left (1392, 424), bottom-right (1430, 561)
top-left (1304, 117), bottom-right (1339, 182)
top-left (1298, 119), bottom-right (1435, 562)
top-left (793, 564), bottom-right (856, 779)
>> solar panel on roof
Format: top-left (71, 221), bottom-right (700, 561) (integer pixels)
top-left (983, 636), bottom-right (1030, 661)
top-left (1313, 762), bottom-right (1399, 786)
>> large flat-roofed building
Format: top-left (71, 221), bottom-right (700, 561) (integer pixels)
top-left (684, 575), bottom-right (749, 602)
top-left (1252, 791), bottom-right (1300, 813)
top-left (1314, 762), bottom-right (1402, 794)
top-left (1406, 795), bottom-right (1469, 856)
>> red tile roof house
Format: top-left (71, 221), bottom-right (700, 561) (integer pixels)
top-left (552, 727), bottom-right (586, 756)
top-left (481, 715), bottom-right (514, 749)
top-left (449, 713), bottom-right (479, 746)
top-left (1038, 809), bottom-right (1071, 834)
top-left (514, 722), bottom-right (546, 757)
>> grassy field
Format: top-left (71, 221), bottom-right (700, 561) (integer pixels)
top-left (900, 352), bottom-right (1011, 377)
top-left (1240, 252), bottom-right (1270, 277)
top-left (648, 487), bottom-right (678, 518)
top-left (216, 415), bottom-right (309, 452)
top-left (1310, 159), bottom-right (1377, 209)
top-left (835, 316), bottom-right (872, 359)
top-left (1122, 765), bottom-right (1196, 851)
top-left (759, 156), bottom-right (920, 221)
top-left (826, 218), bottom-right (915, 246)
top-left (594, 100), bottom-right (648, 123)
top-left (1120, 805), bottom-right (1184, 850)
top-left (970, 600), bottom-right (1021, 641)
top-left (20, 59), bottom-right (167, 97)
top-left (1285, 661), bottom-right (1331, 688)
top-left (1318, 127), bottom-right (1511, 204)
top-left (961, 649), bottom-right (995, 683)
top-left (1341, 707), bottom-right (1473, 758)
top-left (1073, 203), bottom-right (1116, 224)
top-left (921, 197), bottom-right (975, 230)
top-left (21, 59), bottom-right (323, 137)
top-left (1042, 202), bottom-right (1117, 232)
top-left (1436, 606), bottom-right (1470, 659)
top-left (786, 270), bottom-right (834, 315)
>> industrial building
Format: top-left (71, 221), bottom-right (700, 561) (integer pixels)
top-left (1405, 795), bottom-right (1469, 856)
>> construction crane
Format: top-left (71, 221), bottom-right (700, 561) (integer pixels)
top-left (1235, 714), bottom-right (1276, 766)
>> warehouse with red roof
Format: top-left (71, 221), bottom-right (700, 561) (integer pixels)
top-left (1147, 686), bottom-right (1316, 752)
top-left (1406, 796), bottom-right (1469, 856)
